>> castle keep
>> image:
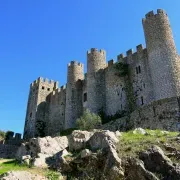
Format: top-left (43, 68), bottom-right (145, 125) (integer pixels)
top-left (23, 9), bottom-right (180, 139)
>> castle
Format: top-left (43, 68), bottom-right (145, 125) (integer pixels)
top-left (23, 9), bottom-right (180, 140)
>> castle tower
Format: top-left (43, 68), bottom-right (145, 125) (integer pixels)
top-left (87, 48), bottom-right (106, 113)
top-left (143, 9), bottom-right (180, 101)
top-left (23, 77), bottom-right (58, 139)
top-left (65, 61), bottom-right (84, 129)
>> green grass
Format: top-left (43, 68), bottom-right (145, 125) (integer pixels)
top-left (0, 159), bottom-right (28, 175)
top-left (117, 129), bottom-right (179, 158)
top-left (0, 159), bottom-right (63, 179)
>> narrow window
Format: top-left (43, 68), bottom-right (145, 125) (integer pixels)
top-left (47, 88), bottom-right (50, 91)
top-left (84, 93), bottom-right (87, 102)
top-left (138, 66), bottom-right (141, 73)
top-left (42, 86), bottom-right (45, 90)
top-left (143, 83), bottom-right (145, 88)
top-left (141, 96), bottom-right (144, 105)
top-left (30, 112), bottom-right (32, 118)
top-left (121, 104), bottom-right (122, 110)
top-left (62, 113), bottom-right (64, 116)
top-left (136, 67), bottom-right (138, 74)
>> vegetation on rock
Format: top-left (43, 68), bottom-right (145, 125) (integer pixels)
top-left (76, 109), bottom-right (102, 130)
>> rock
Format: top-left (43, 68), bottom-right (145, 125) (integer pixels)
top-left (103, 146), bottom-right (124, 179)
top-left (115, 131), bottom-right (122, 137)
top-left (16, 136), bottom-right (68, 167)
top-left (139, 145), bottom-right (180, 179)
top-left (32, 153), bottom-right (51, 168)
top-left (58, 149), bottom-right (69, 157)
top-left (1, 171), bottom-right (47, 180)
top-left (133, 128), bottom-right (146, 135)
top-left (125, 158), bottom-right (159, 180)
top-left (68, 130), bottom-right (94, 151)
top-left (88, 130), bottom-right (119, 151)
top-left (81, 149), bottom-right (92, 158)
top-left (21, 155), bottom-right (31, 166)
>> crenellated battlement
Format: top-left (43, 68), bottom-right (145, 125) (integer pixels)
top-left (30, 77), bottom-right (59, 88)
top-left (143, 9), bottom-right (167, 23)
top-left (117, 44), bottom-right (146, 63)
top-left (68, 61), bottom-right (83, 67)
top-left (87, 48), bottom-right (106, 55)
top-left (108, 59), bottom-right (115, 67)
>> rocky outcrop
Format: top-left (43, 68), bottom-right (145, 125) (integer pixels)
top-left (14, 129), bottom-right (180, 180)
top-left (125, 158), bottom-right (159, 180)
top-left (68, 130), bottom-right (94, 151)
top-left (16, 136), bottom-right (68, 167)
top-left (88, 130), bottom-right (119, 150)
top-left (139, 145), bottom-right (180, 180)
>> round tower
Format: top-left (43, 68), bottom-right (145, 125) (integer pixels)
top-left (87, 48), bottom-right (107, 113)
top-left (143, 9), bottom-right (180, 101)
top-left (65, 61), bottom-right (84, 129)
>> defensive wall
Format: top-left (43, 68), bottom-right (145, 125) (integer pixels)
top-left (102, 97), bottom-right (180, 132)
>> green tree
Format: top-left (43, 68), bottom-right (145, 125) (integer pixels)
top-left (76, 109), bottom-right (102, 130)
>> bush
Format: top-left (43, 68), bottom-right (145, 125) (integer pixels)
top-left (76, 109), bottom-right (102, 130)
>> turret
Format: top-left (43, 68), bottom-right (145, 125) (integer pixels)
top-left (67, 61), bottom-right (84, 85)
top-left (65, 61), bottom-right (84, 129)
top-left (87, 48), bottom-right (106, 113)
top-left (87, 48), bottom-right (106, 74)
top-left (143, 9), bottom-right (180, 101)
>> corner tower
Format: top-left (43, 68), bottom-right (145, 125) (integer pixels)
top-left (143, 9), bottom-right (180, 101)
top-left (87, 48), bottom-right (106, 113)
top-left (23, 77), bottom-right (58, 139)
top-left (65, 61), bottom-right (84, 129)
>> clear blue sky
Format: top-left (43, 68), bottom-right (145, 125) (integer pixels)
top-left (0, 0), bottom-right (180, 135)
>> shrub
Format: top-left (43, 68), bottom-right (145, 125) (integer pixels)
top-left (0, 130), bottom-right (5, 140)
top-left (76, 109), bottom-right (102, 130)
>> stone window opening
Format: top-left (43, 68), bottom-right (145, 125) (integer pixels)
top-left (62, 113), bottom-right (64, 116)
top-left (84, 93), bottom-right (87, 102)
top-left (47, 88), bottom-right (50, 91)
top-left (141, 96), bottom-right (144, 105)
top-left (136, 66), bottom-right (141, 74)
top-left (42, 86), bottom-right (45, 90)
top-left (30, 112), bottom-right (32, 118)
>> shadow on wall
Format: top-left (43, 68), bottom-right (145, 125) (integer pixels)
top-left (35, 102), bottom-right (47, 138)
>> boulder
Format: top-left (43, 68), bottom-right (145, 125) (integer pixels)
top-left (139, 145), bottom-right (180, 179)
top-left (68, 130), bottom-right (94, 151)
top-left (88, 130), bottom-right (119, 151)
top-left (125, 158), bottom-right (159, 180)
top-left (16, 136), bottom-right (68, 167)
top-left (133, 128), bottom-right (146, 135)
top-left (81, 149), bottom-right (92, 158)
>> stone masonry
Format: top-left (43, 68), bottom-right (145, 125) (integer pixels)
top-left (24, 9), bottom-right (180, 139)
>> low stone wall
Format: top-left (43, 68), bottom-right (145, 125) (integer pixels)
top-left (102, 97), bottom-right (180, 132)
top-left (0, 144), bottom-right (19, 158)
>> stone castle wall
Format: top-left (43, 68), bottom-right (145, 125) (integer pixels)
top-left (102, 97), bottom-right (180, 132)
top-left (23, 9), bottom-right (180, 139)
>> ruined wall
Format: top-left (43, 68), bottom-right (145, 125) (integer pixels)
top-left (47, 86), bottom-right (66, 136)
top-left (0, 144), bottom-right (19, 158)
top-left (102, 97), bottom-right (180, 132)
top-left (105, 60), bottom-right (127, 116)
